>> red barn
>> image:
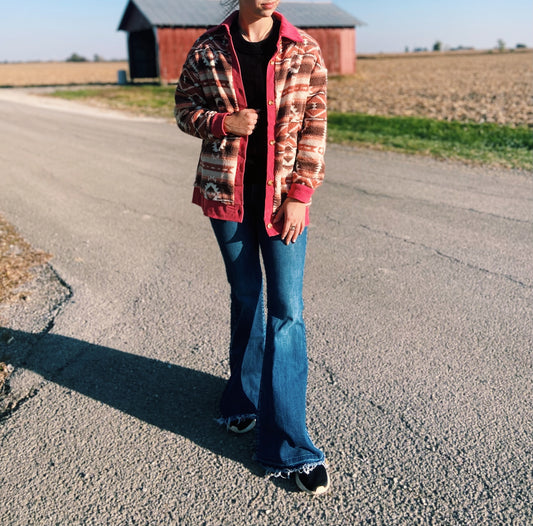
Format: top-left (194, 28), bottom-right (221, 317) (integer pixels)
top-left (118, 0), bottom-right (364, 82)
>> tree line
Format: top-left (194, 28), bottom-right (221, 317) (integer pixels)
top-left (405, 40), bottom-right (528, 53)
top-left (66, 53), bottom-right (109, 62)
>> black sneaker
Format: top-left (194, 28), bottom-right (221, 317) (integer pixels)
top-left (227, 418), bottom-right (256, 434)
top-left (295, 464), bottom-right (331, 495)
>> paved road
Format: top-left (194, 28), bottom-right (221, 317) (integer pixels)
top-left (0, 91), bottom-right (531, 525)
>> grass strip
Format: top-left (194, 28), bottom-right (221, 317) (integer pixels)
top-left (328, 113), bottom-right (532, 170)
top-left (49, 85), bottom-right (176, 118)
top-left (49, 87), bottom-right (532, 170)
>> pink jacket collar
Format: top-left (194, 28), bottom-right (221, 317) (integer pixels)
top-left (213, 10), bottom-right (303, 43)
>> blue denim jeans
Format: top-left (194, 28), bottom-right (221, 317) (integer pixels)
top-left (210, 184), bottom-right (324, 475)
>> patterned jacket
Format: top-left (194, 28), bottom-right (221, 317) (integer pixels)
top-left (174, 11), bottom-right (327, 236)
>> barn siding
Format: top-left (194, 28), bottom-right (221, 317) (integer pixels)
top-left (156, 26), bottom-right (356, 83)
top-left (305, 27), bottom-right (356, 75)
top-left (157, 27), bottom-right (208, 82)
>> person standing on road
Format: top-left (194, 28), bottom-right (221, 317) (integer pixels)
top-left (174, 0), bottom-right (329, 495)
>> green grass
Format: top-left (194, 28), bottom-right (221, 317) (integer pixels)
top-left (49, 85), bottom-right (175, 117)
top-left (328, 113), bottom-right (532, 170)
top-left (49, 86), bottom-right (532, 170)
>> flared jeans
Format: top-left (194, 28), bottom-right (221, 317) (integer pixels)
top-left (210, 184), bottom-right (324, 475)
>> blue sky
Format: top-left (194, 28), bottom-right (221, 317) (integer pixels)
top-left (0, 0), bottom-right (531, 62)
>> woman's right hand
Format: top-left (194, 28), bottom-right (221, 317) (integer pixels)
top-left (223, 109), bottom-right (258, 136)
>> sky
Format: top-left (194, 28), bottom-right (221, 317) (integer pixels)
top-left (0, 0), bottom-right (531, 62)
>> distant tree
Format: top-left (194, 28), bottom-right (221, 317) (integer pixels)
top-left (497, 39), bottom-right (506, 52)
top-left (451, 45), bottom-right (474, 52)
top-left (433, 41), bottom-right (442, 52)
top-left (516, 43), bottom-right (527, 49)
top-left (404, 46), bottom-right (409, 53)
top-left (93, 54), bottom-right (105, 62)
top-left (66, 52), bottom-right (87, 62)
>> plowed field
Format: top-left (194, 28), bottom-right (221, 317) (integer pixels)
top-left (0, 61), bottom-right (129, 87)
top-left (329, 51), bottom-right (532, 126)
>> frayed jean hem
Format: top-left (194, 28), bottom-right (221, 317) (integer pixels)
top-left (260, 459), bottom-right (327, 479)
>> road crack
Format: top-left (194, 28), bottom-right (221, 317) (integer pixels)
top-left (359, 224), bottom-right (530, 289)
top-left (0, 263), bottom-right (73, 421)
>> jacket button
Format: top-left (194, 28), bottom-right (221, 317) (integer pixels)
top-left (267, 223), bottom-right (273, 229)
top-left (268, 100), bottom-right (274, 105)
top-left (269, 140), bottom-right (275, 146)
top-left (267, 180), bottom-right (273, 186)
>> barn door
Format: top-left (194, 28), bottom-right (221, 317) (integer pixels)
top-left (128, 29), bottom-right (158, 80)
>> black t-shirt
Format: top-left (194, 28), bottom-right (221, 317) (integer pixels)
top-left (230, 17), bottom-right (280, 185)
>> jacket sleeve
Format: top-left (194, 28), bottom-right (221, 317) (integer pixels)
top-left (174, 49), bottom-right (227, 140)
top-left (287, 47), bottom-right (327, 204)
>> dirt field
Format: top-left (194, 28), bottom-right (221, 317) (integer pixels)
top-left (0, 61), bottom-right (129, 87)
top-left (0, 51), bottom-right (531, 125)
top-left (330, 50), bottom-right (532, 126)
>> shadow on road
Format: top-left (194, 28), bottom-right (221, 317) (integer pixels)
top-left (0, 328), bottom-right (263, 477)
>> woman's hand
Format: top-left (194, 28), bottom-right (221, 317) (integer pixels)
top-left (224, 109), bottom-right (259, 136)
top-left (273, 198), bottom-right (307, 245)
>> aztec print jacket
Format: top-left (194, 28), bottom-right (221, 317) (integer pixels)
top-left (174, 11), bottom-right (327, 236)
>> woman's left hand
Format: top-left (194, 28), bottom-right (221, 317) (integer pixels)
top-left (273, 198), bottom-right (307, 245)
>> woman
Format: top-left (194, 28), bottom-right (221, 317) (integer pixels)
top-left (174, 0), bottom-right (329, 495)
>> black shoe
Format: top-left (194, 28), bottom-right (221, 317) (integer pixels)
top-left (295, 463), bottom-right (331, 495)
top-left (227, 418), bottom-right (256, 434)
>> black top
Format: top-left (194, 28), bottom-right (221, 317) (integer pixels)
top-left (231, 17), bottom-right (280, 185)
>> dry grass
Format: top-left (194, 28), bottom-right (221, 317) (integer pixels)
top-left (0, 214), bottom-right (51, 304)
top-left (0, 61), bottom-right (129, 87)
top-left (330, 50), bottom-right (532, 126)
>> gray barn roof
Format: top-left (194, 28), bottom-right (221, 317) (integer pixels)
top-left (118, 0), bottom-right (364, 31)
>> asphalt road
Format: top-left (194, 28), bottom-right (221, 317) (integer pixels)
top-left (0, 90), bottom-right (531, 525)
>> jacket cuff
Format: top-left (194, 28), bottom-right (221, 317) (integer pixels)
top-left (211, 113), bottom-right (229, 138)
top-left (287, 182), bottom-right (314, 204)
